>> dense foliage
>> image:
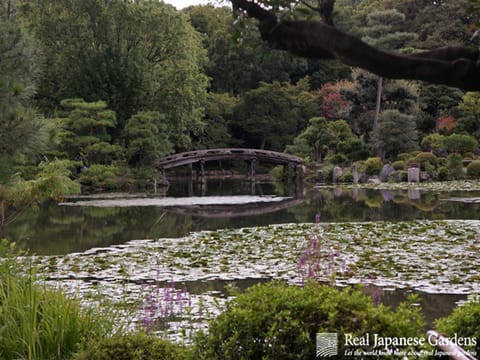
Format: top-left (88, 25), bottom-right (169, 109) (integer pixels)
top-left (0, 2), bottom-right (479, 358)
top-left (1, 0), bottom-right (480, 204)
top-left (434, 296), bottom-right (480, 356)
top-left (193, 281), bottom-right (425, 360)
top-left (75, 333), bottom-right (188, 360)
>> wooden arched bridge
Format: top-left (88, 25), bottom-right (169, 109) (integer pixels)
top-left (154, 148), bottom-right (304, 181)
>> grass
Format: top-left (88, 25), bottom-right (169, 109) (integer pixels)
top-left (0, 239), bottom-right (119, 360)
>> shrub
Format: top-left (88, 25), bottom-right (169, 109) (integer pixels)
top-left (466, 160), bottom-right (480, 179)
top-left (392, 160), bottom-right (405, 171)
top-left (74, 332), bottom-right (188, 360)
top-left (317, 163), bottom-right (334, 183)
top-left (424, 162), bottom-right (436, 179)
top-left (421, 134), bottom-right (446, 152)
top-left (364, 157), bottom-right (383, 176)
top-left (79, 164), bottom-right (122, 189)
top-left (434, 296), bottom-right (480, 356)
top-left (326, 153), bottom-right (348, 165)
top-left (270, 165), bottom-right (284, 181)
top-left (444, 134), bottom-right (478, 154)
top-left (339, 169), bottom-right (353, 182)
top-left (193, 282), bottom-right (425, 360)
top-left (340, 138), bottom-right (369, 161)
top-left (397, 153), bottom-right (413, 162)
top-left (0, 240), bottom-right (117, 360)
top-left (411, 152), bottom-right (438, 168)
top-left (437, 166), bottom-right (449, 181)
top-left (388, 170), bottom-right (408, 182)
top-left (446, 154), bottom-right (465, 180)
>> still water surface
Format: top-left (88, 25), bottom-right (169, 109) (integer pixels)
top-left (2, 179), bottom-right (480, 328)
top-left (3, 180), bottom-right (480, 255)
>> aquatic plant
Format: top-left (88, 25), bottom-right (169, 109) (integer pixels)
top-left (362, 275), bottom-right (384, 306)
top-left (297, 215), bottom-right (384, 305)
top-left (297, 214), bottom-right (350, 286)
top-left (315, 180), bottom-right (480, 191)
top-left (0, 239), bottom-right (117, 360)
top-left (31, 219), bottom-right (480, 343)
top-left (138, 271), bottom-right (192, 338)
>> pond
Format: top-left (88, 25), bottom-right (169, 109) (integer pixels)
top-left (2, 179), bottom-right (480, 341)
top-left (4, 180), bottom-right (480, 256)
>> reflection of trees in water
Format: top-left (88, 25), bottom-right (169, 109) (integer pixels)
top-left (287, 189), bottom-right (378, 222)
top-left (149, 212), bottom-right (195, 239)
top-left (290, 188), bottom-right (480, 223)
top-left (3, 204), bottom-right (190, 255)
top-left (3, 184), bottom-right (479, 255)
top-left (440, 201), bottom-right (480, 220)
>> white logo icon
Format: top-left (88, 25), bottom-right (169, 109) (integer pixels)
top-left (317, 333), bottom-right (338, 357)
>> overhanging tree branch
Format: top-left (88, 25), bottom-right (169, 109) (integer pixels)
top-left (231, 0), bottom-right (480, 91)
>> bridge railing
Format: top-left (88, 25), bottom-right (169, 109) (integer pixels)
top-left (155, 148), bottom-right (304, 169)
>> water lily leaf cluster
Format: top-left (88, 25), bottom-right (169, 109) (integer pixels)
top-left (31, 219), bottom-right (480, 308)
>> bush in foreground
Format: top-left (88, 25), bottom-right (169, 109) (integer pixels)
top-left (74, 332), bottom-right (188, 360)
top-left (192, 281), bottom-right (425, 360)
top-left (434, 296), bottom-right (480, 356)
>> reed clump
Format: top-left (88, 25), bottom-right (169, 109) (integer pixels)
top-left (0, 239), bottom-right (117, 360)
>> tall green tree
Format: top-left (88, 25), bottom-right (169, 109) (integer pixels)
top-left (286, 117), bottom-right (332, 162)
top-left (186, 5), bottom-right (307, 94)
top-left (57, 99), bottom-right (123, 165)
top-left (124, 112), bottom-right (172, 168)
top-left (227, 0), bottom-right (480, 90)
top-left (0, 2), bottom-right (49, 183)
top-left (19, 0), bottom-right (208, 148)
top-left (361, 9), bottom-right (417, 130)
top-left (193, 92), bottom-right (238, 149)
top-left (410, 0), bottom-right (472, 48)
top-left (372, 110), bottom-right (419, 159)
top-left (418, 84), bottom-right (464, 134)
top-left (456, 92), bottom-right (480, 139)
top-left (287, 117), bottom-right (365, 162)
top-left (231, 81), bottom-right (301, 151)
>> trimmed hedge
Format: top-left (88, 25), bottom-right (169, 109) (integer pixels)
top-left (364, 157), bottom-right (383, 176)
top-left (466, 160), bottom-right (480, 179)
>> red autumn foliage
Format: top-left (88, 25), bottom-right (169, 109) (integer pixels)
top-left (317, 82), bottom-right (351, 120)
top-left (437, 116), bottom-right (457, 134)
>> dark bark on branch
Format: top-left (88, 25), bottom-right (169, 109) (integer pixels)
top-left (231, 0), bottom-right (480, 91)
top-left (318, 0), bottom-right (335, 26)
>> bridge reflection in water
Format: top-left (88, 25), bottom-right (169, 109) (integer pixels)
top-left (165, 196), bottom-right (305, 219)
